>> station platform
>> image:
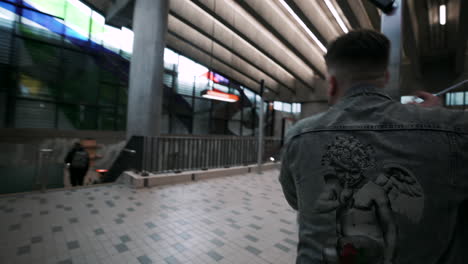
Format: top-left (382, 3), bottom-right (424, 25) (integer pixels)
top-left (0, 170), bottom-right (298, 264)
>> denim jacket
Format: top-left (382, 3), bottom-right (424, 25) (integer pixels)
top-left (280, 85), bottom-right (468, 264)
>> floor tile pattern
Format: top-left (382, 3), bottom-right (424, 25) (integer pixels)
top-left (0, 170), bottom-right (298, 264)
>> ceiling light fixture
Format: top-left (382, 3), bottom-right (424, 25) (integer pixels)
top-left (324, 0), bottom-right (349, 33)
top-left (201, 89), bottom-right (239, 103)
top-left (278, 0), bottom-right (327, 52)
top-left (439, 5), bottom-right (446, 25)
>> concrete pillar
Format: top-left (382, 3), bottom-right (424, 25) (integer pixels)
top-left (381, 0), bottom-right (403, 100)
top-left (126, 0), bottom-right (169, 138)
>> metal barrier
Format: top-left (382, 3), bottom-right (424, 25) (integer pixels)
top-left (141, 135), bottom-right (281, 174)
top-left (36, 148), bottom-right (54, 192)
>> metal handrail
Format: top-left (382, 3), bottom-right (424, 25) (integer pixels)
top-left (434, 80), bottom-right (468, 96)
top-left (141, 136), bottom-right (282, 174)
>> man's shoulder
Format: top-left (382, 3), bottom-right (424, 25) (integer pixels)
top-left (389, 103), bottom-right (468, 132)
top-left (284, 112), bottom-right (328, 144)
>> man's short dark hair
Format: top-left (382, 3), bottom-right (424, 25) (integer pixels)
top-left (324, 29), bottom-right (390, 83)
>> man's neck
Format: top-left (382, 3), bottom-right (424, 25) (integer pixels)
top-left (343, 81), bottom-right (385, 93)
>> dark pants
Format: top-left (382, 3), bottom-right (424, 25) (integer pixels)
top-left (69, 167), bottom-right (87, 186)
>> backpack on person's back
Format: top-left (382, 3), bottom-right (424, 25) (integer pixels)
top-left (71, 150), bottom-right (89, 168)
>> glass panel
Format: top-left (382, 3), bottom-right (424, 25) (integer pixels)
top-left (296, 103), bottom-right (301, 114)
top-left (20, 9), bottom-right (64, 41)
top-left (273, 101), bottom-right (282, 111)
top-left (193, 98), bottom-right (210, 134)
top-left (102, 24), bottom-right (121, 52)
top-left (59, 104), bottom-right (101, 130)
top-left (118, 86), bottom-right (128, 105)
top-left (27, 0), bottom-right (67, 18)
top-left (226, 101), bottom-right (241, 120)
top-left (171, 115), bottom-right (190, 135)
top-left (90, 11), bottom-right (104, 45)
top-left (77, 104), bottom-right (97, 129)
top-left (98, 107), bottom-right (115, 130)
top-left (213, 83), bottom-right (229, 93)
top-left (0, 1), bottom-right (17, 29)
top-left (160, 114), bottom-right (169, 134)
top-left (176, 75), bottom-right (194, 96)
top-left (99, 82), bottom-right (117, 106)
top-left (18, 73), bottom-right (57, 99)
top-left (121, 27), bottom-right (133, 55)
top-left (211, 100), bottom-right (227, 119)
top-left (173, 95), bottom-right (193, 115)
top-left (227, 120), bottom-right (241, 136)
top-left (116, 106), bottom-right (126, 131)
top-left (194, 75), bottom-right (210, 97)
top-left (164, 48), bottom-right (178, 70)
top-left (15, 99), bottom-right (55, 128)
top-left (0, 91), bottom-right (6, 128)
top-left (17, 40), bottom-right (60, 99)
top-left (163, 72), bottom-right (173, 88)
top-left (283, 103), bottom-right (292, 112)
top-left (64, 0), bottom-right (91, 41)
top-left (243, 87), bottom-right (256, 104)
top-left (178, 55), bottom-right (208, 95)
top-left (61, 50), bottom-right (98, 104)
top-left (454, 92), bottom-right (464, 105)
top-left (210, 118), bottom-right (227, 135)
top-left (57, 103), bottom-right (78, 129)
top-left (240, 107), bottom-right (256, 136)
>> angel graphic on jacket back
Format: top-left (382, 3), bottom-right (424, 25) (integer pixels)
top-left (314, 136), bottom-right (424, 264)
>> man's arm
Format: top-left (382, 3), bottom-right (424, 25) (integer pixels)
top-left (375, 188), bottom-right (397, 264)
top-left (64, 149), bottom-right (75, 164)
top-left (409, 91), bottom-right (441, 107)
top-left (279, 141), bottom-right (298, 210)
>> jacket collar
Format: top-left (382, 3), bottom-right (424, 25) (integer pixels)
top-left (343, 84), bottom-right (393, 101)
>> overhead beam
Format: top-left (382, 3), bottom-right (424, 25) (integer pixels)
top-left (105, 0), bottom-right (133, 28)
top-left (336, 0), bottom-right (374, 29)
top-left (168, 12), bottom-right (298, 94)
top-left (166, 32), bottom-right (289, 100)
top-left (188, 0), bottom-right (317, 83)
top-left (235, 0), bottom-right (325, 78)
top-left (166, 27), bottom-right (286, 95)
top-left (292, 0), bottom-right (342, 43)
top-left (362, 0), bottom-right (381, 30)
top-left (452, 0), bottom-right (468, 76)
top-left (282, 0), bottom-right (328, 45)
top-left (402, 0), bottom-right (422, 79)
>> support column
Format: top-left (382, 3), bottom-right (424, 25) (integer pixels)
top-left (381, 0), bottom-right (403, 100)
top-left (257, 80), bottom-right (265, 174)
top-left (126, 0), bottom-right (169, 138)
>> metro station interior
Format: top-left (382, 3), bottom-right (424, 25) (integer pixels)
top-left (0, 0), bottom-right (467, 263)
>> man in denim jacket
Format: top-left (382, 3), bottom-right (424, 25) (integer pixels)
top-left (280, 29), bottom-right (468, 264)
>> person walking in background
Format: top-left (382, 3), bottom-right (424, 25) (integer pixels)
top-left (65, 142), bottom-right (90, 186)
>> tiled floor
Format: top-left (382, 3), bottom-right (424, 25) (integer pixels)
top-left (0, 170), bottom-right (298, 264)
